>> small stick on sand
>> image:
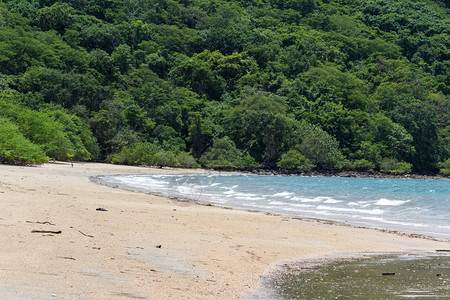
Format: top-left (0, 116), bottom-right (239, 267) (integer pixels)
top-left (59, 257), bottom-right (76, 260)
top-left (77, 230), bottom-right (94, 238)
top-left (26, 221), bottom-right (56, 226)
top-left (31, 230), bottom-right (62, 234)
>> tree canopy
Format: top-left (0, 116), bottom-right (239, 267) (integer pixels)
top-left (0, 0), bottom-right (449, 174)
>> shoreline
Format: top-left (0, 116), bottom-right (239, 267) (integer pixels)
top-left (205, 166), bottom-right (450, 180)
top-left (91, 162), bottom-right (450, 180)
top-left (66, 158), bottom-right (450, 180)
top-left (91, 173), bottom-right (450, 243)
top-left (1, 162), bottom-right (449, 299)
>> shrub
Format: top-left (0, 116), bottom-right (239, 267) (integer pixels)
top-left (176, 152), bottom-right (200, 168)
top-left (108, 142), bottom-right (160, 165)
top-left (200, 137), bottom-right (240, 167)
top-left (351, 159), bottom-right (375, 171)
top-left (108, 142), bottom-right (200, 167)
top-left (354, 141), bottom-right (385, 166)
top-left (439, 158), bottom-right (450, 175)
top-left (296, 121), bottom-right (344, 168)
top-left (203, 155), bottom-right (237, 168)
top-left (200, 136), bottom-right (259, 168)
top-left (380, 158), bottom-right (412, 174)
top-left (1, 97), bottom-right (98, 161)
top-left (277, 150), bottom-right (315, 171)
top-left (15, 110), bottom-right (75, 160)
top-left (237, 152), bottom-right (261, 168)
top-left (44, 108), bottom-right (100, 160)
top-left (0, 117), bottom-right (48, 164)
top-left (156, 151), bottom-right (180, 167)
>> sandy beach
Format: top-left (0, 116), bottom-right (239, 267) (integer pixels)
top-left (0, 162), bottom-right (448, 299)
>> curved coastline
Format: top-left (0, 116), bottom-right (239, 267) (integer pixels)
top-left (91, 174), bottom-right (450, 243)
top-left (216, 167), bottom-right (450, 180)
top-left (0, 162), bottom-right (448, 299)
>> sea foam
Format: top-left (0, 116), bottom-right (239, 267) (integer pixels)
top-left (97, 174), bottom-right (450, 240)
top-left (375, 198), bottom-right (409, 206)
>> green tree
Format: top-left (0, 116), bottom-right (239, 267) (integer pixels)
top-left (380, 158), bottom-right (412, 174)
top-left (169, 52), bottom-right (225, 100)
top-left (200, 136), bottom-right (259, 168)
top-left (187, 111), bottom-right (214, 158)
top-left (43, 107), bottom-right (100, 160)
top-left (111, 44), bottom-right (133, 73)
top-left (34, 3), bottom-right (75, 34)
top-left (202, 3), bottom-right (252, 54)
top-left (439, 158), bottom-right (450, 174)
top-left (277, 150), bottom-right (315, 170)
top-left (295, 121), bottom-right (345, 168)
top-left (0, 117), bottom-right (48, 164)
top-left (80, 23), bottom-right (123, 53)
top-left (0, 94), bottom-right (80, 160)
top-left (224, 91), bottom-right (298, 165)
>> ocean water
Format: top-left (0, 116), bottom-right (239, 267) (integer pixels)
top-left (95, 174), bottom-right (450, 240)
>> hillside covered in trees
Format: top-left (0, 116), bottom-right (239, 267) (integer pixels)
top-left (0, 0), bottom-right (449, 174)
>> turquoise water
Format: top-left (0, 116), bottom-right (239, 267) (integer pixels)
top-left (96, 174), bottom-right (450, 240)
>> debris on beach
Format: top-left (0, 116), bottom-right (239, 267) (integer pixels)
top-left (77, 229), bottom-right (94, 238)
top-left (26, 220), bottom-right (55, 225)
top-left (59, 256), bottom-right (76, 260)
top-left (31, 230), bottom-right (61, 234)
top-left (96, 207), bottom-right (108, 211)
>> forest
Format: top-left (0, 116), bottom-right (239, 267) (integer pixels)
top-left (0, 0), bottom-right (449, 174)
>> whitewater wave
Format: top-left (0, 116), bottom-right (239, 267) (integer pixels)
top-left (375, 198), bottom-right (410, 206)
top-left (96, 174), bottom-right (450, 240)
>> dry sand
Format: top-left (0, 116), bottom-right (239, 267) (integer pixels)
top-left (0, 162), bottom-right (448, 299)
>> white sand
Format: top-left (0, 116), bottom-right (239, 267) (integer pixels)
top-left (0, 162), bottom-right (447, 299)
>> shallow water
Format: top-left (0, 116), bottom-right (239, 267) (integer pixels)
top-left (94, 174), bottom-right (450, 240)
top-left (264, 253), bottom-right (450, 300)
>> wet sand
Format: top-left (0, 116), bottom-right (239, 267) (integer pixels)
top-left (0, 162), bottom-right (448, 299)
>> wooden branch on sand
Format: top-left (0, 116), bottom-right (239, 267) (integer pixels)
top-left (78, 230), bottom-right (94, 238)
top-left (26, 221), bottom-right (55, 226)
top-left (31, 230), bottom-right (61, 234)
top-left (59, 256), bottom-right (76, 260)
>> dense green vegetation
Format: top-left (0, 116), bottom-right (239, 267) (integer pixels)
top-left (0, 0), bottom-right (448, 174)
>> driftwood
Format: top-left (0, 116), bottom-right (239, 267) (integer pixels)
top-left (31, 230), bottom-right (61, 234)
top-left (78, 230), bottom-right (94, 238)
top-left (26, 221), bottom-right (55, 226)
top-left (59, 256), bottom-right (76, 260)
